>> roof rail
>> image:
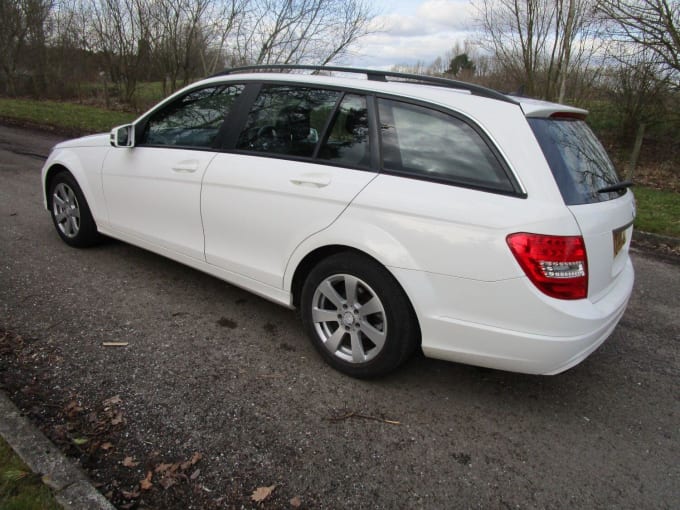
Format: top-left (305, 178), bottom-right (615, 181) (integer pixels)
top-left (210, 64), bottom-right (517, 104)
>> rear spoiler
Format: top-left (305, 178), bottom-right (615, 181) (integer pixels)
top-left (511, 96), bottom-right (588, 119)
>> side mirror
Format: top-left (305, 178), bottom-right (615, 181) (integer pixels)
top-left (110, 124), bottom-right (135, 148)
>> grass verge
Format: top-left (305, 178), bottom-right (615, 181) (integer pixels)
top-left (0, 436), bottom-right (61, 510)
top-left (0, 98), bottom-right (135, 136)
top-left (634, 186), bottom-right (680, 238)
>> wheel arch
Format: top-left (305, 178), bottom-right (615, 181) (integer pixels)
top-left (290, 244), bottom-right (356, 309)
top-left (42, 149), bottom-right (105, 225)
top-left (289, 245), bottom-right (422, 343)
top-left (43, 163), bottom-right (71, 209)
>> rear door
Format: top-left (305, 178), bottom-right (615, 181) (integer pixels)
top-left (201, 85), bottom-right (377, 288)
top-left (529, 117), bottom-right (636, 301)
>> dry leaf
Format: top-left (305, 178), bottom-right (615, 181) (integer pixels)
top-left (251, 484), bottom-right (276, 503)
top-left (290, 496), bottom-right (302, 507)
top-left (121, 490), bottom-right (140, 499)
top-left (154, 463), bottom-right (175, 474)
top-left (100, 442), bottom-right (114, 451)
top-left (180, 452), bottom-right (202, 471)
top-left (102, 342), bottom-right (128, 347)
top-left (64, 400), bottom-right (83, 415)
top-left (159, 476), bottom-right (178, 490)
top-left (111, 412), bottom-right (124, 425)
top-left (122, 456), bottom-right (138, 468)
top-left (140, 471), bottom-right (153, 491)
top-left (189, 469), bottom-right (200, 480)
top-left (103, 395), bottom-right (122, 406)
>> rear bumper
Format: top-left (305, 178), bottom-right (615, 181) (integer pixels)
top-left (391, 258), bottom-right (634, 375)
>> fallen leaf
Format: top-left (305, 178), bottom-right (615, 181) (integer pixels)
top-left (159, 476), bottom-right (178, 490)
top-left (111, 412), bottom-right (124, 425)
top-left (103, 395), bottom-right (122, 406)
top-left (290, 496), bottom-right (302, 507)
top-left (64, 400), bottom-right (83, 415)
top-left (100, 442), bottom-right (114, 451)
top-left (121, 489), bottom-right (140, 499)
top-left (72, 437), bottom-right (88, 446)
top-left (180, 452), bottom-right (202, 470)
top-left (102, 342), bottom-right (129, 347)
top-left (154, 462), bottom-right (178, 474)
top-left (251, 484), bottom-right (276, 503)
top-left (189, 469), bottom-right (200, 480)
top-left (122, 456), bottom-right (138, 468)
top-left (140, 471), bottom-right (153, 491)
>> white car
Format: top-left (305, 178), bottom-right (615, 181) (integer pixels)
top-left (41, 65), bottom-right (635, 378)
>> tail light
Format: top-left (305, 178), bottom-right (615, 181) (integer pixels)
top-left (506, 233), bottom-right (588, 300)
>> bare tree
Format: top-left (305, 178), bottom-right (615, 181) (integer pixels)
top-left (148, 0), bottom-right (214, 94)
top-left (234, 0), bottom-right (375, 66)
top-left (0, 0), bottom-right (53, 95)
top-left (598, 0), bottom-right (679, 81)
top-left (86, 0), bottom-right (153, 104)
top-left (199, 0), bottom-right (246, 74)
top-left (473, 0), bottom-right (604, 101)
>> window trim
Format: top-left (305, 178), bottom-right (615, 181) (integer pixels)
top-left (128, 77), bottom-right (527, 197)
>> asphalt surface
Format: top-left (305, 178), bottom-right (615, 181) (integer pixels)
top-left (0, 124), bottom-right (678, 509)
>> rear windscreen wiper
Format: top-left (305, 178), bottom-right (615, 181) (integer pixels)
top-left (598, 181), bottom-right (633, 194)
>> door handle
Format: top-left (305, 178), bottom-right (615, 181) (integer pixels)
top-left (171, 160), bottom-right (199, 173)
top-left (290, 174), bottom-right (331, 188)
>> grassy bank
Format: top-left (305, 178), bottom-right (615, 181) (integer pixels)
top-left (633, 186), bottom-right (680, 238)
top-left (0, 436), bottom-right (61, 509)
top-left (0, 98), bottom-right (135, 135)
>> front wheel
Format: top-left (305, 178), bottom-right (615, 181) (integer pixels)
top-left (300, 252), bottom-right (419, 378)
top-left (48, 171), bottom-right (100, 247)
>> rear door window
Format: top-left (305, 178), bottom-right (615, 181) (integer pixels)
top-left (236, 85), bottom-right (340, 158)
top-left (377, 99), bottom-right (515, 193)
top-left (528, 118), bottom-right (624, 205)
top-left (317, 94), bottom-right (370, 168)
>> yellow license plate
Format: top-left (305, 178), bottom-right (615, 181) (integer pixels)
top-left (613, 228), bottom-right (627, 257)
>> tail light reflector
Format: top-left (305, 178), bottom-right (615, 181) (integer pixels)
top-left (506, 233), bottom-right (588, 300)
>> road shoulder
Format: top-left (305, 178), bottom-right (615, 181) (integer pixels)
top-left (0, 392), bottom-right (114, 510)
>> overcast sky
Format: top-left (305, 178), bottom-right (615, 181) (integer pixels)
top-left (347, 0), bottom-right (478, 69)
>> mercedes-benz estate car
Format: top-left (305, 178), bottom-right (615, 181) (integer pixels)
top-left (41, 65), bottom-right (635, 378)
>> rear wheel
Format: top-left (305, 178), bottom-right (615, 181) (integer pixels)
top-left (300, 252), bottom-right (419, 378)
top-left (48, 171), bottom-right (100, 247)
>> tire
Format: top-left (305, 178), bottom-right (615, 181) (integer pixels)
top-left (48, 171), bottom-right (100, 247)
top-left (300, 252), bottom-right (420, 378)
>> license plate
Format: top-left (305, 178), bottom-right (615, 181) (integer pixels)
top-left (613, 228), bottom-right (627, 257)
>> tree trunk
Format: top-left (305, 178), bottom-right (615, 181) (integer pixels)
top-left (626, 122), bottom-right (645, 181)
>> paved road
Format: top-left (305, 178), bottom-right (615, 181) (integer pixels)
top-left (0, 124), bottom-right (678, 509)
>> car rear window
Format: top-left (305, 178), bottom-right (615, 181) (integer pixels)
top-left (378, 99), bottom-right (515, 193)
top-left (528, 118), bottom-right (625, 205)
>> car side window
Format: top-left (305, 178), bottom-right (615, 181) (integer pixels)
top-left (142, 84), bottom-right (244, 148)
top-left (378, 99), bottom-right (514, 192)
top-left (236, 85), bottom-right (340, 158)
top-left (317, 94), bottom-right (370, 168)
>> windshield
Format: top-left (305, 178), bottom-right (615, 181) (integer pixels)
top-left (529, 118), bottom-right (625, 205)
